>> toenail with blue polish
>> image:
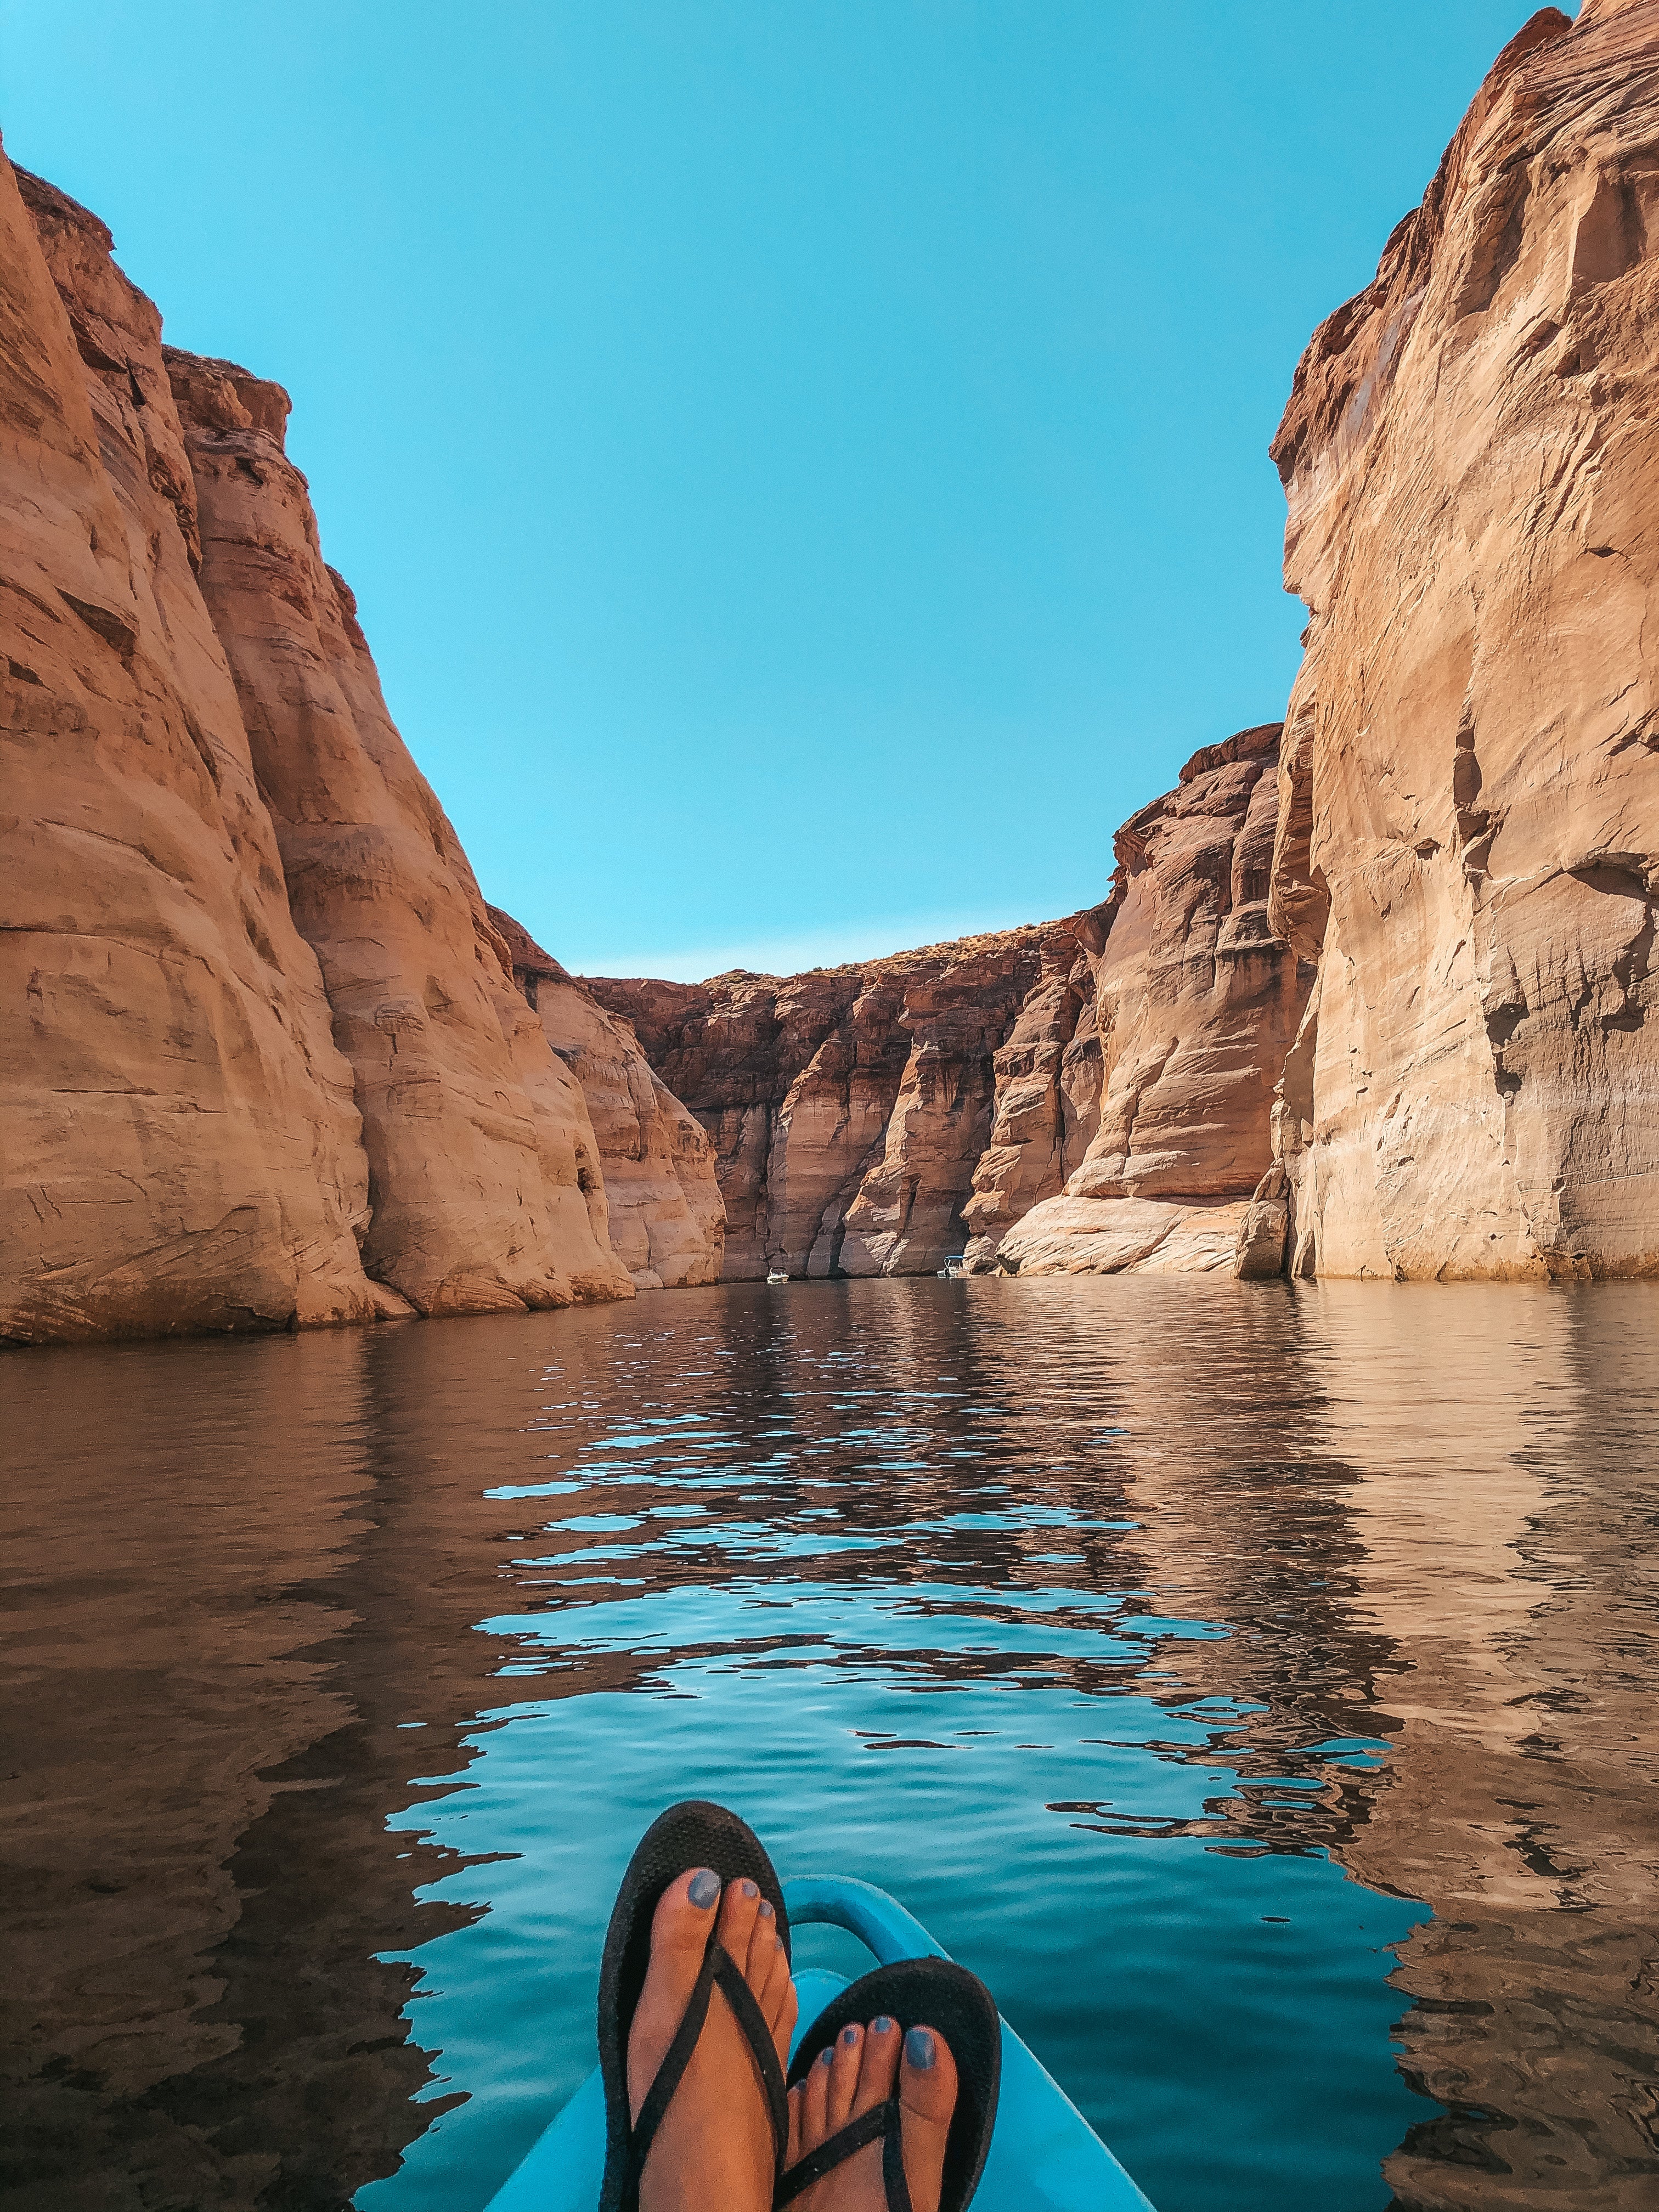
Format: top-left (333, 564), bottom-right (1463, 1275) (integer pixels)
top-left (740, 1878), bottom-right (757, 1899)
top-left (872, 2015), bottom-right (895, 2034)
top-left (758, 1898), bottom-right (774, 1918)
top-left (687, 1869), bottom-right (720, 1909)
top-left (841, 2024), bottom-right (860, 2046)
top-left (905, 2028), bottom-right (936, 2071)
top-left (818, 2046), bottom-right (833, 2068)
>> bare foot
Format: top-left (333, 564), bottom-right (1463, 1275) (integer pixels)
top-left (783, 2015), bottom-right (957, 2212)
top-left (626, 1866), bottom-right (799, 2212)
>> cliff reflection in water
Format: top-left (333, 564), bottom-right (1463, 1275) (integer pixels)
top-left (2, 1283), bottom-right (1655, 2212)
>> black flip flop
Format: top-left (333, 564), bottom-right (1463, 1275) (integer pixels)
top-left (597, 1798), bottom-right (792, 2212)
top-left (778, 1957), bottom-right (1001, 2212)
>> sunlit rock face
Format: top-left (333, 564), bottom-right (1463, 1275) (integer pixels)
top-left (165, 351), bottom-right (633, 1316)
top-left (1266, 2), bottom-right (1659, 1280)
top-left (0, 157), bottom-right (382, 1341)
top-left (584, 967), bottom-right (873, 1278)
top-left (490, 908), bottom-right (724, 1289)
top-left (1, 153), bottom-right (634, 1340)
top-left (596, 731), bottom-right (1306, 1285)
top-left (958, 911), bottom-right (1112, 1271)
top-left (590, 930), bottom-right (1087, 1279)
top-left (988, 727), bottom-right (1309, 1278)
top-left (833, 927), bottom-right (1110, 1278)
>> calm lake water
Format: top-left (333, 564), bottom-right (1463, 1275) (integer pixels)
top-left (3, 1279), bottom-right (1656, 2212)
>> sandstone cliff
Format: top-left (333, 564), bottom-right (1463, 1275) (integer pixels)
top-left (588, 738), bottom-right (1302, 1289)
top-left (1265, 0), bottom-right (1659, 1280)
top-left (976, 725), bottom-right (1308, 1276)
top-left (489, 907), bottom-right (724, 1288)
top-left (1, 152), bottom-right (635, 1340)
top-left (589, 965), bottom-right (894, 1278)
top-left (163, 347), bottom-right (631, 1314)
top-left (1, 159), bottom-right (382, 1341)
top-left (17, 0), bottom-right (1659, 1328)
top-left (590, 927), bottom-right (1096, 1278)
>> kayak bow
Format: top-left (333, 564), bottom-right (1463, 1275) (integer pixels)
top-left (481, 1874), bottom-right (1156, 2211)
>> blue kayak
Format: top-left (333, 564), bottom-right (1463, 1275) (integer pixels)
top-left (482, 1874), bottom-right (1156, 2211)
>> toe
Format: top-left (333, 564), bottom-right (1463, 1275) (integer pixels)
top-left (853, 2012), bottom-right (901, 2115)
top-left (899, 2022), bottom-right (957, 2125)
top-left (650, 1865), bottom-right (723, 1968)
top-left (826, 2021), bottom-right (862, 2130)
top-left (787, 2081), bottom-right (804, 2169)
top-left (627, 1866), bottom-right (722, 2120)
top-left (897, 2023), bottom-right (957, 2212)
top-left (716, 1874), bottom-right (763, 1968)
top-left (744, 1894), bottom-right (781, 1988)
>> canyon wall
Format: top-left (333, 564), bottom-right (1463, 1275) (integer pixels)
top-left (163, 347), bottom-right (631, 1316)
top-left (983, 724), bottom-right (1307, 1277)
top-left (1265, 0), bottom-right (1659, 1280)
top-left (1, 151), bottom-right (637, 1341)
top-left (590, 930), bottom-right (1085, 1278)
top-left (12, 0), bottom-right (1659, 1332)
top-left (588, 731), bottom-right (1303, 1285)
top-left (489, 906), bottom-right (724, 1288)
top-left (1, 160), bottom-right (381, 1341)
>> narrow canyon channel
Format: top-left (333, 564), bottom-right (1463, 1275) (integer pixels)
top-left (4, 1279), bottom-right (1656, 2212)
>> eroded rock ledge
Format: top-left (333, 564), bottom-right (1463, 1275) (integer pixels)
top-left (489, 907), bottom-right (724, 1289)
top-left (590, 917), bottom-right (1105, 1279)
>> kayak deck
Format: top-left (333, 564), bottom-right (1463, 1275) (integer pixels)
top-left (481, 1875), bottom-right (1156, 2211)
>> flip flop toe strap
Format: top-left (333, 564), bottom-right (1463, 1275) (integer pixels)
top-left (624, 1939), bottom-right (789, 2194)
top-left (775, 2097), bottom-right (912, 2212)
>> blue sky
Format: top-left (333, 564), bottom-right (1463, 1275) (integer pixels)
top-left (5, 2), bottom-right (1558, 978)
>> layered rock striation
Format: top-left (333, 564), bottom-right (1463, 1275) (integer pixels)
top-left (977, 725), bottom-right (1308, 1276)
top-left (1, 151), bottom-right (636, 1341)
top-left (490, 907), bottom-right (724, 1288)
top-left (591, 924), bottom-right (1107, 1278)
top-left (1265, 0), bottom-right (1659, 1280)
top-left (957, 913), bottom-right (1110, 1266)
top-left (589, 729), bottom-right (1304, 1286)
top-left (164, 348), bottom-right (631, 1316)
top-left (1, 160), bottom-right (381, 1340)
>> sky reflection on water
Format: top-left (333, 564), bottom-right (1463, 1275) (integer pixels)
top-left (3, 1278), bottom-right (1656, 2212)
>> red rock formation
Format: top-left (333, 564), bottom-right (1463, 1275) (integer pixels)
top-left (597, 735), bottom-right (1305, 1285)
top-left (959, 911), bottom-right (1112, 1268)
top-left (2, 153), bottom-right (635, 1340)
top-left (585, 968), bottom-right (872, 1276)
top-left (987, 727), bottom-right (1307, 1276)
top-left (1265, 2), bottom-right (1659, 1279)
top-left (489, 907), bottom-right (724, 1287)
top-left (165, 350), bottom-right (632, 1314)
top-left (590, 930), bottom-right (1061, 1278)
top-left (834, 933), bottom-right (1080, 1275)
top-left (24, 0), bottom-right (1659, 1325)
top-left (0, 155), bottom-right (383, 1341)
